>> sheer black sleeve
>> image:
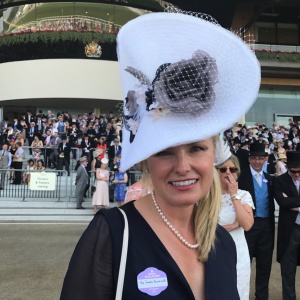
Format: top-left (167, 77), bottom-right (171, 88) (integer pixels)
top-left (60, 213), bottom-right (114, 300)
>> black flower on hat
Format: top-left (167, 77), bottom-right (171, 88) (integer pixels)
top-left (123, 49), bottom-right (219, 143)
top-left (152, 50), bottom-right (218, 115)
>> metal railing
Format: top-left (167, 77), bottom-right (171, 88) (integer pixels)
top-left (253, 44), bottom-right (300, 53)
top-left (0, 168), bottom-right (68, 201)
top-left (0, 160), bottom-right (142, 202)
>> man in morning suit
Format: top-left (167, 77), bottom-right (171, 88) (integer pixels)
top-left (57, 136), bottom-right (71, 176)
top-left (0, 144), bottom-right (12, 189)
top-left (238, 143), bottom-right (275, 300)
top-left (108, 138), bottom-right (122, 170)
top-left (274, 151), bottom-right (300, 300)
top-left (75, 156), bottom-right (89, 209)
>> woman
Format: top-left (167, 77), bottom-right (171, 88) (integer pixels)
top-left (8, 141), bottom-right (17, 181)
top-left (215, 142), bottom-right (254, 300)
top-left (25, 159), bottom-right (36, 184)
top-left (277, 139), bottom-right (286, 155)
top-left (92, 157), bottom-right (110, 214)
top-left (91, 148), bottom-right (103, 195)
top-left (36, 160), bottom-right (46, 171)
top-left (16, 133), bottom-right (25, 147)
top-left (31, 135), bottom-right (43, 165)
top-left (96, 137), bottom-right (106, 160)
top-left (19, 119), bottom-right (28, 141)
top-left (124, 163), bottom-right (153, 203)
top-left (61, 10), bottom-right (260, 299)
top-left (275, 153), bottom-right (287, 176)
top-left (113, 162), bottom-right (128, 206)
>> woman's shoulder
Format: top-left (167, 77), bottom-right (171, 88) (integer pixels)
top-left (237, 189), bottom-right (255, 207)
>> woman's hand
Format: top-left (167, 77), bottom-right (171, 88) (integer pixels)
top-left (225, 172), bottom-right (238, 197)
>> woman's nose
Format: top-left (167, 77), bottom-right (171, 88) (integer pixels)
top-left (174, 153), bottom-right (190, 174)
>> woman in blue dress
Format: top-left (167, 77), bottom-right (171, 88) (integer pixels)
top-left (114, 163), bottom-right (128, 206)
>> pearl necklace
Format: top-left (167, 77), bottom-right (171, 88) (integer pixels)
top-left (151, 191), bottom-right (199, 249)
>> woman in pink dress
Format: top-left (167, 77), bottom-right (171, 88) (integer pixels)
top-left (92, 157), bottom-right (109, 214)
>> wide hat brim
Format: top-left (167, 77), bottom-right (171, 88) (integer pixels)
top-left (117, 12), bottom-right (261, 171)
top-left (249, 151), bottom-right (268, 157)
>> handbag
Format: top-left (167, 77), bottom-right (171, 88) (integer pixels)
top-left (115, 208), bottom-right (129, 300)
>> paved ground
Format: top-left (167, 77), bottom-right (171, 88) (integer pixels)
top-left (0, 223), bottom-right (299, 300)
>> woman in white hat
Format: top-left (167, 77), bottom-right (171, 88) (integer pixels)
top-left (92, 157), bottom-right (110, 214)
top-left (61, 8), bottom-right (260, 299)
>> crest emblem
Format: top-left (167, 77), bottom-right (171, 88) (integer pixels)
top-left (85, 41), bottom-right (102, 58)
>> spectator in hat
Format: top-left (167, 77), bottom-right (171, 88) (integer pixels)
top-left (81, 133), bottom-right (93, 163)
top-left (27, 122), bottom-right (36, 155)
top-left (235, 140), bottom-right (250, 172)
top-left (275, 153), bottom-right (287, 176)
top-left (75, 156), bottom-right (89, 209)
top-left (92, 157), bottom-right (110, 214)
top-left (215, 139), bottom-right (254, 300)
top-left (278, 139), bottom-right (286, 155)
top-left (231, 137), bottom-right (240, 154)
top-left (61, 10), bottom-right (260, 299)
top-left (103, 126), bottom-right (113, 147)
top-left (256, 134), bottom-right (265, 144)
top-left (274, 151), bottom-right (300, 300)
top-left (57, 136), bottom-right (71, 176)
top-left (238, 143), bottom-right (275, 299)
top-left (108, 138), bottom-right (121, 170)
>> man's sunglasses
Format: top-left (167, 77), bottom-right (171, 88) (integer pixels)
top-left (289, 169), bottom-right (300, 175)
top-left (216, 167), bottom-right (238, 174)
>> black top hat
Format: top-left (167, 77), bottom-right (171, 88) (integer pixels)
top-left (286, 151), bottom-right (300, 168)
top-left (249, 143), bottom-right (268, 156)
top-left (273, 147), bottom-right (278, 152)
top-left (233, 137), bottom-right (240, 144)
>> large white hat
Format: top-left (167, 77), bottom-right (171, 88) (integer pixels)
top-left (117, 11), bottom-right (261, 171)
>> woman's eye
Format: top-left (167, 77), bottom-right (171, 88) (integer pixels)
top-left (155, 151), bottom-right (172, 157)
top-left (191, 146), bottom-right (203, 153)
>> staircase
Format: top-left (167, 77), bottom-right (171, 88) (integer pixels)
top-left (0, 199), bottom-right (118, 223)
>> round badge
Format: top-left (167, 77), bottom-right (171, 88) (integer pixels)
top-left (137, 267), bottom-right (168, 296)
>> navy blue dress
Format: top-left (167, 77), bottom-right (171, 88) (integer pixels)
top-left (61, 201), bottom-right (239, 300)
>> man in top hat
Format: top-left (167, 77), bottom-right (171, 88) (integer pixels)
top-left (27, 122), bottom-right (36, 155)
top-left (75, 156), bottom-right (89, 209)
top-left (238, 143), bottom-right (275, 300)
top-left (274, 151), bottom-right (300, 300)
top-left (235, 140), bottom-right (250, 172)
top-left (57, 136), bottom-right (71, 176)
top-left (108, 138), bottom-right (122, 170)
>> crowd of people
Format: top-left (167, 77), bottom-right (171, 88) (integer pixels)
top-left (226, 120), bottom-right (300, 176)
top-left (0, 109), bottom-right (124, 188)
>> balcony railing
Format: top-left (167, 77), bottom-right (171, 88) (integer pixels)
top-left (253, 44), bottom-right (300, 63)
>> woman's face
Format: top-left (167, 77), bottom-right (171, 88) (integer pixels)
top-left (217, 160), bottom-right (238, 185)
top-left (101, 163), bottom-right (107, 169)
top-left (146, 139), bottom-right (215, 207)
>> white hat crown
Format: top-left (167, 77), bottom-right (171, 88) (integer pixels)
top-left (117, 12), bottom-right (261, 171)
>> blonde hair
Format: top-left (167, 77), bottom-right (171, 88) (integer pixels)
top-left (194, 135), bottom-right (222, 262)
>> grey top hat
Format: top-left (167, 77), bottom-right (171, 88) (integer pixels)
top-left (79, 156), bottom-right (87, 162)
